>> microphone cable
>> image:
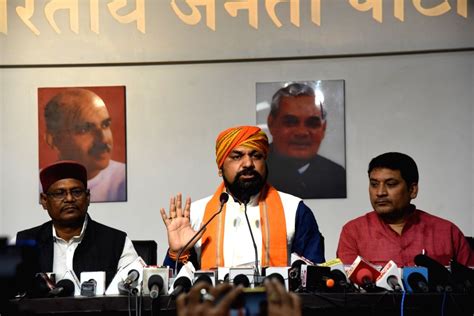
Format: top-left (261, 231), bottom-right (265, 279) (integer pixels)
top-left (441, 291), bottom-right (447, 316)
top-left (400, 290), bottom-right (406, 316)
top-left (242, 199), bottom-right (260, 282)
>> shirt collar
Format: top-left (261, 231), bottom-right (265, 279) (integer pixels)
top-left (401, 204), bottom-right (419, 228)
top-left (377, 204), bottom-right (419, 234)
top-left (297, 163), bottom-right (310, 174)
top-left (227, 189), bottom-right (260, 207)
top-left (52, 215), bottom-right (89, 243)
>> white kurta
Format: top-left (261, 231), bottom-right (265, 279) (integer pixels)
top-left (52, 216), bottom-right (138, 280)
top-left (87, 160), bottom-right (126, 202)
top-left (190, 190), bottom-right (300, 268)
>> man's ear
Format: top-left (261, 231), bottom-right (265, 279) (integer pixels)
top-left (409, 183), bottom-right (418, 199)
top-left (267, 114), bottom-right (275, 132)
top-left (218, 169), bottom-right (222, 177)
top-left (321, 120), bottom-right (327, 133)
top-left (85, 190), bottom-right (91, 206)
top-left (39, 193), bottom-right (48, 210)
top-left (45, 132), bottom-right (57, 150)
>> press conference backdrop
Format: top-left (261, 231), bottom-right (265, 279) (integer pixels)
top-left (0, 0), bottom-right (473, 263)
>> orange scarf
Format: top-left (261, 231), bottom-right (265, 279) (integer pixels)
top-left (200, 182), bottom-right (288, 269)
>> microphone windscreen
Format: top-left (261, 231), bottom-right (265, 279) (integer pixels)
top-left (265, 273), bottom-right (285, 286)
top-left (174, 277), bottom-right (192, 292)
top-left (55, 279), bottom-right (75, 297)
top-left (127, 269), bottom-right (140, 282)
top-left (33, 273), bottom-right (56, 297)
top-left (291, 260), bottom-right (305, 269)
top-left (414, 254), bottom-right (451, 278)
top-left (356, 268), bottom-right (373, 285)
top-left (219, 192), bottom-right (229, 204)
top-left (407, 272), bottom-right (429, 293)
top-left (330, 270), bottom-right (347, 284)
top-left (414, 254), bottom-right (454, 292)
top-left (450, 260), bottom-right (474, 282)
top-left (387, 275), bottom-right (402, 291)
top-left (148, 275), bottom-right (164, 291)
top-left (450, 260), bottom-right (474, 291)
top-left (233, 274), bottom-right (250, 288)
top-left (194, 274), bottom-right (213, 286)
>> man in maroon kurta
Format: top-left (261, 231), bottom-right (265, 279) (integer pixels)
top-left (337, 152), bottom-right (472, 267)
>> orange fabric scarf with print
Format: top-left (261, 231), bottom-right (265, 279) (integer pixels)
top-left (200, 182), bottom-right (288, 269)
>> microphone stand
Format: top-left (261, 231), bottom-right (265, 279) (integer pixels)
top-left (174, 193), bottom-right (229, 275)
top-left (241, 196), bottom-right (262, 286)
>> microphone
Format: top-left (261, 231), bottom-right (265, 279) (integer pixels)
top-left (105, 257), bottom-right (146, 295)
top-left (330, 269), bottom-right (353, 291)
top-left (174, 192), bottom-right (229, 274)
top-left (233, 274), bottom-right (251, 288)
top-left (33, 273), bottom-right (56, 297)
top-left (265, 273), bottom-right (286, 286)
top-left (263, 266), bottom-right (290, 290)
top-left (229, 267), bottom-right (255, 288)
top-left (288, 260), bottom-right (305, 291)
top-left (402, 267), bottom-right (429, 293)
top-left (318, 258), bottom-right (351, 291)
top-left (300, 265), bottom-right (331, 292)
top-left (168, 262), bottom-right (194, 299)
top-left (194, 274), bottom-right (213, 285)
top-left (148, 275), bottom-right (165, 299)
top-left (288, 254), bottom-right (315, 291)
top-left (123, 269), bottom-right (140, 288)
top-left (50, 279), bottom-right (75, 297)
top-left (80, 279), bottom-right (97, 297)
top-left (347, 256), bottom-right (382, 292)
top-left (118, 269), bottom-right (140, 295)
top-left (414, 254), bottom-right (454, 292)
top-left (376, 260), bottom-right (404, 292)
top-left (194, 270), bottom-right (216, 286)
top-left (142, 266), bottom-right (170, 297)
top-left (80, 271), bottom-right (106, 296)
top-left (450, 259), bottom-right (474, 293)
top-left (387, 276), bottom-right (402, 291)
top-left (169, 276), bottom-right (192, 298)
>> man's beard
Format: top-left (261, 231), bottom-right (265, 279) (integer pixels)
top-left (223, 168), bottom-right (266, 204)
top-left (376, 204), bottom-right (415, 223)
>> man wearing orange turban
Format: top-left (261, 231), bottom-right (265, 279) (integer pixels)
top-left (161, 126), bottom-right (324, 274)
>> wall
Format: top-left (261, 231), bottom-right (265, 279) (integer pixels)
top-left (1, 51), bottom-right (473, 263)
top-left (0, 0), bottom-right (473, 263)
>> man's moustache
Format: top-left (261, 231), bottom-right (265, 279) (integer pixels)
top-left (289, 140), bottom-right (312, 146)
top-left (89, 143), bottom-right (111, 155)
top-left (61, 205), bottom-right (79, 212)
top-left (236, 169), bottom-right (260, 179)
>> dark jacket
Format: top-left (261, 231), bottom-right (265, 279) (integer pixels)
top-left (267, 149), bottom-right (346, 199)
top-left (16, 216), bottom-right (126, 286)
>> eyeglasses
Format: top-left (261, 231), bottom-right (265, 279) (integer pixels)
top-left (45, 188), bottom-right (89, 200)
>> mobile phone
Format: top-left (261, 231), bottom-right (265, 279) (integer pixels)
top-left (231, 287), bottom-right (267, 316)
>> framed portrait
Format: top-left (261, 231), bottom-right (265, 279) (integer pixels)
top-left (256, 80), bottom-right (346, 199)
top-left (38, 86), bottom-right (127, 202)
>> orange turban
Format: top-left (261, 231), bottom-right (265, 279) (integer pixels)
top-left (215, 126), bottom-right (269, 168)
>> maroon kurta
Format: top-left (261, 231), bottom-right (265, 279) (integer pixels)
top-left (337, 208), bottom-right (473, 267)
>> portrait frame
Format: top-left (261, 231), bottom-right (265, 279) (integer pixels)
top-left (256, 80), bottom-right (346, 199)
top-left (38, 85), bottom-right (127, 203)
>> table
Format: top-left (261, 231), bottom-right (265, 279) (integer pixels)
top-left (7, 292), bottom-right (474, 316)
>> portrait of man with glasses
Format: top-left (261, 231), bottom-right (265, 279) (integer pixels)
top-left (256, 81), bottom-right (346, 199)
